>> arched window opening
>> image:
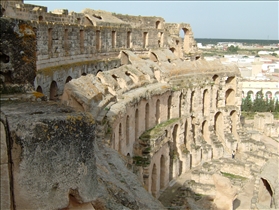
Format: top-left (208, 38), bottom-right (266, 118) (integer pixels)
top-left (49, 81), bottom-right (58, 100)
top-left (155, 21), bottom-right (161, 29)
top-left (168, 96), bottom-right (172, 119)
top-left (39, 15), bottom-right (43, 21)
top-left (203, 89), bottom-right (210, 116)
top-left (169, 47), bottom-right (175, 53)
top-left (127, 31), bottom-right (131, 48)
top-left (156, 99), bottom-right (160, 124)
top-left (143, 32), bottom-right (148, 48)
top-left (145, 103), bottom-right (149, 130)
top-left (126, 115), bottom-right (130, 145)
top-left (118, 123), bottom-right (122, 153)
top-left (160, 155), bottom-right (165, 189)
top-left (225, 89), bottom-right (235, 105)
top-left (226, 76), bottom-right (235, 84)
top-left (180, 28), bottom-right (190, 53)
top-left (150, 52), bottom-right (158, 62)
top-left (135, 109), bottom-right (139, 139)
top-left (214, 112), bottom-right (224, 142)
top-left (112, 31), bottom-right (116, 48)
top-left (179, 93), bottom-right (183, 117)
top-left (202, 120), bottom-right (209, 143)
top-left (212, 75), bottom-right (219, 84)
top-left (36, 86), bottom-right (43, 94)
top-left (65, 76), bottom-right (72, 83)
top-left (184, 120), bottom-right (188, 145)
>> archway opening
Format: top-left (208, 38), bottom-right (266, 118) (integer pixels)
top-left (203, 89), bottom-right (210, 116)
top-left (225, 88), bottom-right (235, 105)
top-left (214, 112), bottom-right (224, 143)
top-left (65, 76), bottom-right (72, 83)
top-left (160, 155), bottom-right (166, 189)
top-left (36, 86), bottom-right (43, 93)
top-left (151, 164), bottom-right (157, 198)
top-left (156, 99), bottom-right (160, 124)
top-left (49, 81), bottom-right (58, 100)
top-left (145, 103), bottom-right (149, 130)
top-left (168, 95), bottom-right (172, 119)
top-left (202, 120), bottom-right (210, 143)
top-left (126, 115), bottom-right (130, 145)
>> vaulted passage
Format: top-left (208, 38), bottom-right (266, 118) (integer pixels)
top-left (160, 155), bottom-right (166, 189)
top-left (49, 81), bottom-right (58, 100)
top-left (214, 112), bottom-right (224, 142)
top-left (226, 88), bottom-right (235, 105)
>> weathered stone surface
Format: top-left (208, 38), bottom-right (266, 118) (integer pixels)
top-left (212, 174), bottom-right (237, 210)
top-left (0, 101), bottom-right (164, 209)
top-left (0, 18), bottom-right (36, 93)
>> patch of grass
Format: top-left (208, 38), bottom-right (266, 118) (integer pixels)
top-left (221, 172), bottom-right (247, 181)
top-left (241, 111), bottom-right (256, 120)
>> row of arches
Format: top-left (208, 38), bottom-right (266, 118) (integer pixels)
top-left (112, 81), bottom-right (238, 157)
top-left (145, 108), bottom-right (238, 198)
top-left (243, 90), bottom-right (279, 101)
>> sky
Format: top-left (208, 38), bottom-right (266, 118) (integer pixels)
top-left (24, 1), bottom-right (279, 40)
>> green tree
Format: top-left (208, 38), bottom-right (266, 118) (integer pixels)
top-left (241, 95), bottom-right (253, 112)
top-left (227, 45), bottom-right (239, 53)
top-left (275, 99), bottom-right (279, 112)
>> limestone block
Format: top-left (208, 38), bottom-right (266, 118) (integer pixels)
top-left (212, 174), bottom-right (237, 210)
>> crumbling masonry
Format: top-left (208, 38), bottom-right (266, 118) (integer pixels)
top-left (0, 1), bottom-right (249, 209)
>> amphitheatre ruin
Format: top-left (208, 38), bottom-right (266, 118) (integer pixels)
top-left (0, 0), bottom-right (278, 210)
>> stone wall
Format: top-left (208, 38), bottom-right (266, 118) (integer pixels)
top-left (61, 49), bottom-right (242, 198)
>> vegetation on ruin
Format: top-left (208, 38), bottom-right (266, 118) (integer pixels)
top-left (220, 172), bottom-right (248, 181)
top-left (139, 118), bottom-right (179, 141)
top-left (241, 90), bottom-right (279, 119)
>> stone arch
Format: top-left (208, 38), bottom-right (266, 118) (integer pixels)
top-left (156, 21), bottom-right (162, 29)
top-left (38, 15), bottom-right (43, 21)
top-left (111, 30), bottom-right (116, 48)
top-left (150, 52), bottom-right (158, 62)
top-left (179, 93), bottom-right (183, 117)
top-left (143, 32), bottom-right (148, 48)
top-left (156, 99), bottom-right (160, 124)
top-left (226, 76), bottom-right (236, 85)
top-left (214, 112), bottom-right (224, 142)
top-left (160, 155), bottom-right (166, 189)
top-left (169, 47), bottom-right (175, 53)
top-left (81, 73), bottom-right (87, 76)
top-left (151, 163), bottom-right (157, 198)
top-left (135, 109), bottom-right (139, 139)
top-left (36, 86), bottom-right (43, 93)
top-left (247, 90), bottom-right (254, 101)
top-left (225, 88), bottom-right (235, 105)
top-left (118, 123), bottom-right (122, 153)
top-left (126, 115), bottom-right (130, 145)
top-left (120, 51), bottom-right (130, 65)
top-left (184, 120), bottom-right (188, 146)
top-left (212, 74), bottom-right (219, 84)
top-left (180, 28), bottom-right (190, 53)
top-left (65, 76), bottom-right (72, 83)
top-left (145, 103), bottom-right (149, 130)
top-left (96, 70), bottom-right (102, 75)
top-left (258, 178), bottom-right (274, 207)
top-left (49, 81), bottom-right (58, 100)
top-left (203, 89), bottom-right (210, 116)
top-left (230, 110), bottom-right (238, 139)
top-left (127, 31), bottom-right (131, 48)
top-left (202, 120), bottom-right (210, 143)
top-left (190, 91), bottom-right (195, 112)
top-left (167, 95), bottom-right (172, 119)
top-left (265, 91), bottom-right (272, 100)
